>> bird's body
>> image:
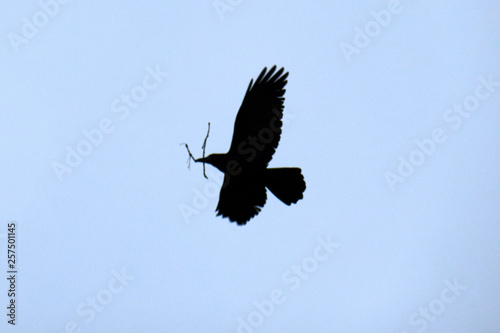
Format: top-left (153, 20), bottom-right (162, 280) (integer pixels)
top-left (195, 66), bottom-right (306, 225)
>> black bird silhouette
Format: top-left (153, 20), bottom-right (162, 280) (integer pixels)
top-left (195, 66), bottom-right (306, 225)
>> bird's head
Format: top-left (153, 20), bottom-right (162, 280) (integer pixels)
top-left (195, 153), bottom-right (227, 172)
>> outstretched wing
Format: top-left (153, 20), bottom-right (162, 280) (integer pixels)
top-left (216, 174), bottom-right (267, 225)
top-left (228, 66), bottom-right (288, 167)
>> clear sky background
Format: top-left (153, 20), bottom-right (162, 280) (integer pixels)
top-left (1, 1), bottom-right (499, 332)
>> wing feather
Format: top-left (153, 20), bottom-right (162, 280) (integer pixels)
top-left (227, 66), bottom-right (288, 167)
top-left (216, 174), bottom-right (267, 225)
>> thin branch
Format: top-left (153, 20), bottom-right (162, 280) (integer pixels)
top-left (201, 122), bottom-right (210, 179)
top-left (181, 122), bottom-right (210, 179)
top-left (181, 143), bottom-right (196, 169)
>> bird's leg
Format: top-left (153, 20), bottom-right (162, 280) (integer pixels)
top-left (201, 122), bottom-right (210, 179)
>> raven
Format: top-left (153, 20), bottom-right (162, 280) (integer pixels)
top-left (194, 66), bottom-right (306, 225)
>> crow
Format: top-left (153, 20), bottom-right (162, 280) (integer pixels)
top-left (194, 66), bottom-right (306, 225)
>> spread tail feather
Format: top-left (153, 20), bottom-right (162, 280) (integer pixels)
top-left (265, 168), bottom-right (306, 205)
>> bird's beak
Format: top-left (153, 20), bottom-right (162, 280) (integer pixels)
top-left (195, 157), bottom-right (207, 163)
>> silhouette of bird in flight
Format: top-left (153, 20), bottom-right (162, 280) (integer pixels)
top-left (194, 66), bottom-right (306, 225)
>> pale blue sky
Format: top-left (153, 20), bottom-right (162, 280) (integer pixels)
top-left (1, 1), bottom-right (500, 332)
